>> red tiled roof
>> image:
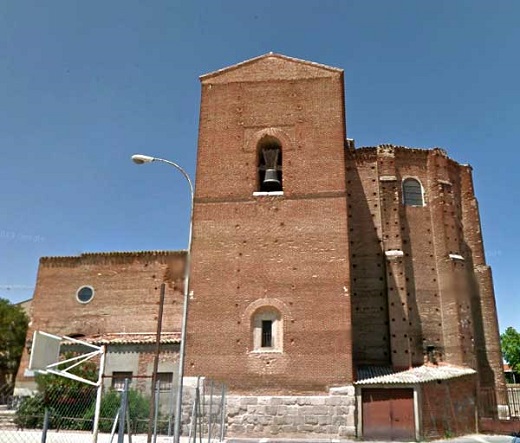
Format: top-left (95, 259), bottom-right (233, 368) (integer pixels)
top-left (63, 332), bottom-right (181, 345)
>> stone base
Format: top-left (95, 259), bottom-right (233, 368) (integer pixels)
top-left (226, 387), bottom-right (356, 438)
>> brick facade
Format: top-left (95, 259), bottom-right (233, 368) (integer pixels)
top-left (347, 146), bottom-right (505, 393)
top-left (186, 55), bottom-right (352, 393)
top-left (16, 54), bottom-right (507, 439)
top-left (186, 53), bottom-right (504, 400)
top-left (421, 374), bottom-right (478, 438)
top-left (15, 251), bottom-right (185, 393)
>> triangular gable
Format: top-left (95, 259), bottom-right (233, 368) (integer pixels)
top-left (200, 53), bottom-right (343, 84)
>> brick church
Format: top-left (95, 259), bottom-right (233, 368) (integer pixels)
top-left (16, 54), bottom-right (505, 440)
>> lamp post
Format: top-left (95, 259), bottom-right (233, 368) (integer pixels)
top-left (131, 154), bottom-right (194, 443)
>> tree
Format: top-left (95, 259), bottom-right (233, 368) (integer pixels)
top-left (501, 327), bottom-right (520, 372)
top-left (0, 298), bottom-right (29, 389)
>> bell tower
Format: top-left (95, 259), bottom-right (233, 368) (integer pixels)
top-left (185, 54), bottom-right (352, 392)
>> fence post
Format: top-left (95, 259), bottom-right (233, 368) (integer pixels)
top-left (207, 380), bottom-right (214, 443)
top-left (126, 407), bottom-right (133, 443)
top-left (118, 379), bottom-right (130, 443)
top-left (190, 377), bottom-right (200, 443)
top-left (92, 344), bottom-right (106, 443)
top-left (152, 380), bottom-right (160, 443)
top-left (109, 410), bottom-right (120, 443)
top-left (168, 382), bottom-right (175, 436)
top-left (148, 283), bottom-right (166, 443)
top-left (41, 407), bottom-right (50, 443)
top-left (219, 384), bottom-right (226, 442)
top-left (198, 381), bottom-right (204, 443)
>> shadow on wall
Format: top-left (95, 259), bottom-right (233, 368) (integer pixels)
top-left (346, 152), bottom-right (392, 367)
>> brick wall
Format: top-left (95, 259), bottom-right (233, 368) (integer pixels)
top-left (479, 417), bottom-right (520, 435)
top-left (16, 251), bottom-right (185, 390)
top-left (421, 375), bottom-right (477, 439)
top-left (348, 146), bottom-right (505, 394)
top-left (186, 55), bottom-right (352, 393)
top-left (187, 54), bottom-right (504, 398)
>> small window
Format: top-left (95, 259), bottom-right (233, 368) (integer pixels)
top-left (261, 320), bottom-right (273, 348)
top-left (156, 372), bottom-right (173, 391)
top-left (252, 307), bottom-right (282, 352)
top-left (112, 371), bottom-right (132, 390)
top-left (403, 178), bottom-right (424, 206)
top-left (257, 136), bottom-right (283, 192)
top-left (76, 286), bottom-right (95, 304)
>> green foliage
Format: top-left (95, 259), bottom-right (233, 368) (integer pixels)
top-left (501, 327), bottom-right (520, 372)
top-left (15, 353), bottom-right (98, 430)
top-left (15, 351), bottom-right (152, 433)
top-left (14, 393), bottom-right (46, 429)
top-left (0, 298), bottom-right (29, 384)
top-left (83, 388), bottom-right (150, 433)
top-left (34, 355), bottom-right (98, 392)
top-left (15, 383), bottom-right (96, 430)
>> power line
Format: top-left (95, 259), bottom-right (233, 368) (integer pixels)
top-left (0, 285), bottom-right (35, 291)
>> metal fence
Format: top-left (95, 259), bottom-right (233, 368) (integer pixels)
top-left (0, 384), bottom-right (14, 408)
top-left (507, 385), bottom-right (520, 418)
top-left (478, 386), bottom-right (520, 420)
top-left (0, 376), bottom-right (226, 443)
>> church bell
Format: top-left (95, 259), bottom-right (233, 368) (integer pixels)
top-left (263, 168), bottom-right (281, 191)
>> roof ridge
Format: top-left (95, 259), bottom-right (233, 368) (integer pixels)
top-left (200, 52), bottom-right (343, 80)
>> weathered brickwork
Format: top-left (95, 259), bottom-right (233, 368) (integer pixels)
top-left (186, 55), bottom-right (352, 393)
top-left (15, 54), bottom-right (507, 439)
top-left (184, 53), bottom-right (505, 436)
top-left (16, 251), bottom-right (185, 391)
top-left (347, 146), bottom-right (505, 394)
top-left (421, 374), bottom-right (477, 438)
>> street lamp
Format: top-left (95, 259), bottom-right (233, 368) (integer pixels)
top-left (131, 154), bottom-right (194, 443)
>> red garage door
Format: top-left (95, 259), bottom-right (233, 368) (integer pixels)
top-left (362, 388), bottom-right (415, 441)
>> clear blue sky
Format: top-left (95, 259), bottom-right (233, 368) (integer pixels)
top-left (0, 1), bottom-right (518, 332)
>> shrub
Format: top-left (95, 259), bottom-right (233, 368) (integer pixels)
top-left (83, 388), bottom-right (150, 433)
top-left (14, 394), bottom-right (45, 429)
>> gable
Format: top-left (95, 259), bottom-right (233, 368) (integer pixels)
top-left (200, 53), bottom-right (342, 84)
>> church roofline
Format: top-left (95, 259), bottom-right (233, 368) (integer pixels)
top-left (200, 52), bottom-right (343, 80)
top-left (39, 250), bottom-right (185, 263)
top-left (351, 144), bottom-right (471, 168)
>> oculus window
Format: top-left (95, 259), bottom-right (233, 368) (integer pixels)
top-left (76, 286), bottom-right (95, 304)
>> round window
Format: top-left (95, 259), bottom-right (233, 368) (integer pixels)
top-left (76, 286), bottom-right (94, 304)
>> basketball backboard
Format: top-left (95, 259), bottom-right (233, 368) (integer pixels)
top-left (28, 330), bottom-right (61, 371)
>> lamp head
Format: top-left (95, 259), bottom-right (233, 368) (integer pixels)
top-left (131, 154), bottom-right (155, 164)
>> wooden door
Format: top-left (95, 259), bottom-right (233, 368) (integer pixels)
top-left (362, 388), bottom-right (415, 441)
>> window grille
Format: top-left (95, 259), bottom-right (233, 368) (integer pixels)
top-left (157, 372), bottom-right (173, 391)
top-left (111, 371), bottom-right (133, 390)
top-left (261, 320), bottom-right (273, 348)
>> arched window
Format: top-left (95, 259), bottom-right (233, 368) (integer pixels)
top-left (403, 178), bottom-right (424, 206)
top-left (257, 136), bottom-right (283, 192)
top-left (251, 307), bottom-right (282, 352)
